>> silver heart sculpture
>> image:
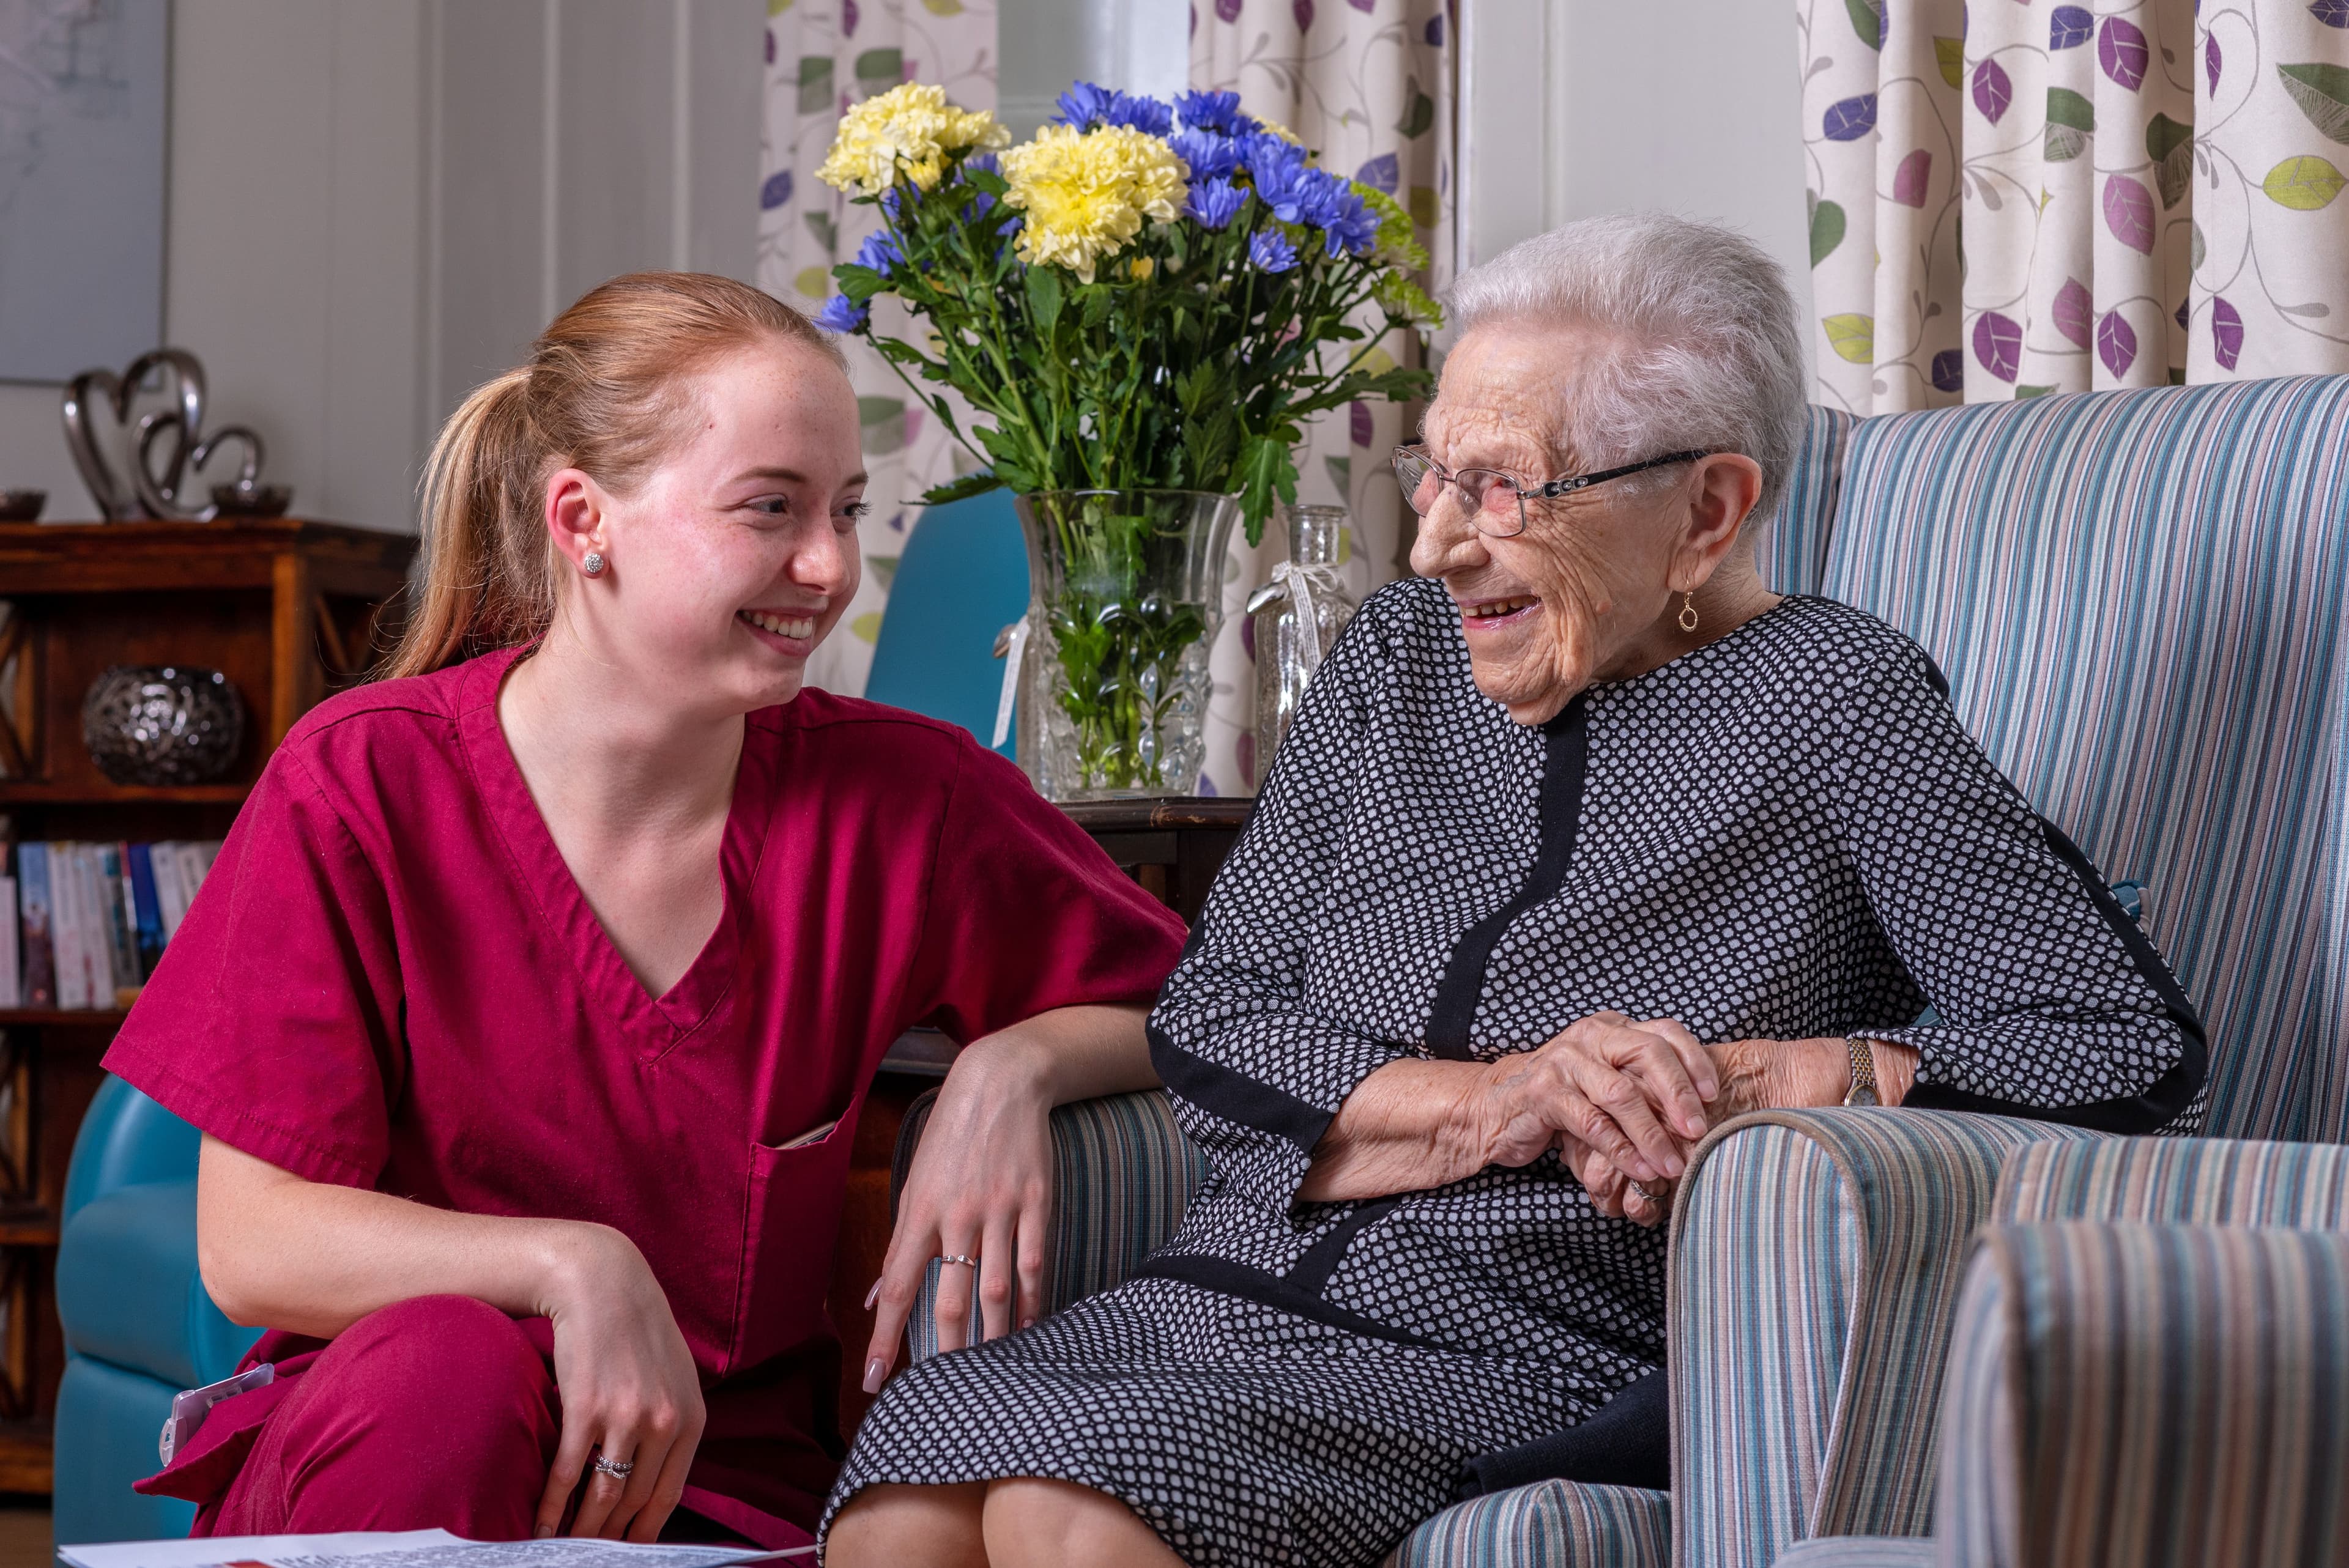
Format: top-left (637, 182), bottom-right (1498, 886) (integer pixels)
top-left (61, 348), bottom-right (223, 520)
top-left (135, 415), bottom-right (264, 522)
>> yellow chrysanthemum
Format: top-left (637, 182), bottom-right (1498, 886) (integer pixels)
top-left (1257, 117), bottom-right (1304, 146)
top-left (818, 82), bottom-right (1009, 197)
top-left (1000, 123), bottom-right (1187, 284)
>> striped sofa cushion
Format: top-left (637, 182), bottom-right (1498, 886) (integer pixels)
top-left (893, 1088), bottom-right (1210, 1361)
top-left (1995, 1134), bottom-right (2349, 1229)
top-left (1939, 1223), bottom-right (2349, 1568)
top-left (1820, 377), bottom-right (2349, 1142)
top-left (1771, 1542), bottom-right (1932, 1568)
top-left (1382, 1481), bottom-right (1669, 1568)
top-left (1670, 1110), bottom-right (2100, 1568)
top-left (1754, 406), bottom-right (1857, 597)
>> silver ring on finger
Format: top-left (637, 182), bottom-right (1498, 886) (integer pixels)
top-left (1627, 1180), bottom-right (1667, 1203)
top-left (590, 1455), bottom-right (636, 1481)
top-left (939, 1252), bottom-right (979, 1268)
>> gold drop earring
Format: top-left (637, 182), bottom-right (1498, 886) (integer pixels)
top-left (1679, 591), bottom-right (1699, 633)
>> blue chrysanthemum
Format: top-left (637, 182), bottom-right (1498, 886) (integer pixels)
top-left (853, 231), bottom-right (904, 277)
top-left (1248, 229), bottom-right (1299, 273)
top-left (813, 294), bottom-right (869, 332)
top-left (1052, 81), bottom-right (1174, 136)
top-left (1186, 176), bottom-right (1249, 230)
top-left (1291, 174), bottom-right (1378, 257)
top-left (1175, 89), bottom-right (1254, 136)
top-left (1243, 134), bottom-right (1312, 216)
top-left (1168, 129), bottom-right (1243, 180)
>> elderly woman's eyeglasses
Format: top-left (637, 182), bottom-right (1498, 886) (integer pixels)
top-left (1390, 446), bottom-right (1713, 539)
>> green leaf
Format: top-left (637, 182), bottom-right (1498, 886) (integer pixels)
top-left (1844, 0), bottom-right (1883, 50)
top-left (803, 211), bottom-right (837, 257)
top-left (834, 262), bottom-right (888, 303)
top-left (1397, 87), bottom-right (1435, 139)
top-left (2279, 62), bottom-right (2349, 145)
top-left (920, 0), bottom-right (965, 13)
top-left (1025, 265), bottom-right (1063, 331)
top-left (1934, 37), bottom-right (1964, 91)
top-left (2263, 153), bottom-right (2347, 209)
top-left (2145, 113), bottom-right (2194, 163)
top-left (2168, 366), bottom-right (2188, 385)
top-left (2046, 87), bottom-right (2095, 133)
top-left (858, 395), bottom-right (907, 455)
top-left (2191, 221), bottom-right (2206, 272)
top-left (962, 166), bottom-right (1009, 198)
top-left (1809, 195), bottom-right (1847, 267)
top-left (854, 48), bottom-right (905, 93)
top-left (2148, 114), bottom-right (2194, 209)
top-left (849, 611), bottom-right (884, 644)
top-left (792, 265), bottom-right (831, 300)
top-left (1323, 454), bottom-right (1352, 497)
top-left (1408, 185), bottom-right (1439, 229)
top-left (1236, 434), bottom-right (1297, 548)
top-left (2044, 122), bottom-right (2089, 163)
top-left (867, 554), bottom-right (900, 588)
top-left (921, 470), bottom-right (1004, 506)
top-left (2016, 383), bottom-right (2057, 399)
top-left (768, 0), bottom-right (793, 15)
top-left (796, 56), bottom-right (833, 116)
top-left (1822, 312), bottom-right (1874, 363)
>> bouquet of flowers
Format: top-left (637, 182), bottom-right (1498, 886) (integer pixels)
top-left (815, 80), bottom-right (1441, 794)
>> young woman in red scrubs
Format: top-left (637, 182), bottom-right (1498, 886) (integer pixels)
top-left (103, 273), bottom-right (1186, 1550)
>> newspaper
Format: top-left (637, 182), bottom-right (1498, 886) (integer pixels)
top-left (59, 1529), bottom-right (815, 1568)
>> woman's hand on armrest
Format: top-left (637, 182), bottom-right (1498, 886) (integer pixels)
top-left (867, 1003), bottom-right (1156, 1392)
top-left (1705, 1035), bottom-right (1920, 1120)
top-left (195, 1135), bottom-right (704, 1542)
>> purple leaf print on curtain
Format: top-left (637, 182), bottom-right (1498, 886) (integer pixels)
top-left (1891, 147), bottom-right (1932, 207)
top-left (1348, 0), bottom-right (1375, 12)
top-left (1356, 152), bottom-right (1400, 193)
top-left (2103, 174), bottom-right (2156, 253)
top-left (1931, 349), bottom-right (1965, 393)
top-left (2096, 311), bottom-right (2139, 377)
top-left (2213, 297), bottom-right (2244, 369)
top-left (1973, 60), bottom-right (2013, 123)
top-left (1294, 0), bottom-right (1314, 32)
top-left (1973, 311), bottom-right (2023, 380)
top-left (2099, 18), bottom-right (2149, 90)
top-left (1217, 0), bottom-right (1242, 22)
top-left (2314, 0), bottom-right (2349, 27)
top-left (2052, 277), bottom-right (2093, 346)
top-left (844, 0), bottom-right (858, 37)
top-left (1824, 94), bottom-right (1880, 139)
top-left (761, 170), bottom-right (793, 210)
top-left (2050, 6), bottom-right (2093, 48)
top-left (2206, 33), bottom-right (2223, 94)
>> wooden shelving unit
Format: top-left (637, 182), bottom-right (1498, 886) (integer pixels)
top-left (0, 517), bottom-right (414, 1490)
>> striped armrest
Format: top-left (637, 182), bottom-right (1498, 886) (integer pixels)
top-left (1383, 1481), bottom-right (1669, 1568)
top-left (1940, 1223), bottom-right (2349, 1567)
top-left (1994, 1134), bottom-right (2349, 1227)
top-left (891, 1087), bottom-right (1210, 1362)
top-left (1669, 1110), bottom-right (2104, 1567)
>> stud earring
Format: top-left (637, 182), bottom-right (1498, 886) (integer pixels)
top-left (1679, 591), bottom-right (1699, 633)
top-left (582, 551), bottom-right (605, 577)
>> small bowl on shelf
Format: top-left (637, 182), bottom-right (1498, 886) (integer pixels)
top-left (0, 489), bottom-right (46, 522)
top-left (210, 481), bottom-right (292, 518)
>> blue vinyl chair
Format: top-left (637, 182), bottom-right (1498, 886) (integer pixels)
top-left (54, 1076), bottom-right (260, 1545)
top-left (862, 489), bottom-right (1030, 755)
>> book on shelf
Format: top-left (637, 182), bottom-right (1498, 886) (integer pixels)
top-left (0, 875), bottom-right (14, 1008)
top-left (9, 838), bottom-right (220, 1012)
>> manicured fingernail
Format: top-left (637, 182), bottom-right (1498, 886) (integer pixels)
top-left (863, 1358), bottom-right (885, 1394)
top-left (535, 1528), bottom-right (553, 1540)
top-left (1021, 1317), bottom-right (1036, 1329)
top-left (863, 1279), bottom-right (880, 1311)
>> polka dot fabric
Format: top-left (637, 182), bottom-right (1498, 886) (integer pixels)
top-left (825, 578), bottom-right (2201, 1566)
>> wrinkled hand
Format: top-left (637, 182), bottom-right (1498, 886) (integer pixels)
top-left (1479, 1012), bottom-right (1720, 1228)
top-left (534, 1226), bottom-right (706, 1541)
top-left (864, 1045), bottom-right (1055, 1393)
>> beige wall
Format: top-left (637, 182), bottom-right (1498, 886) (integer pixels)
top-left (0, 0), bottom-right (763, 536)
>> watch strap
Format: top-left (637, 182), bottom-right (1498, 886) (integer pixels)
top-left (1842, 1035), bottom-right (1880, 1106)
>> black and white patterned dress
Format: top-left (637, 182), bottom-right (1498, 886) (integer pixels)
top-left (823, 580), bottom-right (2204, 1566)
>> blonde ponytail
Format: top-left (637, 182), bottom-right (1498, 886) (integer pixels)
top-left (378, 272), bottom-right (845, 681)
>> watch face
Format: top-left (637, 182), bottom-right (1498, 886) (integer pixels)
top-left (1844, 1086), bottom-right (1881, 1107)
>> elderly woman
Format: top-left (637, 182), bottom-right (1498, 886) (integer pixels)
top-left (822, 213), bottom-right (2205, 1568)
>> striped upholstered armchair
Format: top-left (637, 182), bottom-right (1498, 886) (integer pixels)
top-left (894, 378), bottom-right (2349, 1566)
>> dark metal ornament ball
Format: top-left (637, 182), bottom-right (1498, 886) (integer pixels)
top-left (81, 665), bottom-right (247, 786)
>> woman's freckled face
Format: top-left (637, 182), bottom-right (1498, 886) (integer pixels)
top-left (1408, 322), bottom-right (1682, 727)
top-left (594, 341), bottom-right (866, 714)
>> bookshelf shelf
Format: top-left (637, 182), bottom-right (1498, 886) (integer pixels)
top-left (1, 517), bottom-right (415, 1492)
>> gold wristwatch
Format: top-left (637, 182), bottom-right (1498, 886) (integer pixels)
top-left (1842, 1035), bottom-right (1881, 1106)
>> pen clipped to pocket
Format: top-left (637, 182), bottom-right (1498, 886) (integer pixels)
top-left (772, 1117), bottom-right (841, 1152)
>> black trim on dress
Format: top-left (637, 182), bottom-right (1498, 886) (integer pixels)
top-left (1133, 1252), bottom-right (1446, 1350)
top-left (1425, 693), bottom-right (1592, 1061)
top-left (1148, 1021), bottom-right (1338, 1153)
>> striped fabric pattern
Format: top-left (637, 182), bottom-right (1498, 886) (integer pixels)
top-left (1754, 406), bottom-right (1858, 597)
top-left (895, 1089), bottom-right (1210, 1362)
top-left (1819, 377), bottom-right (2349, 1142)
top-left (1772, 1542), bottom-right (1935, 1568)
top-left (1671, 1110), bottom-right (2101, 1568)
top-left (1995, 1135), bottom-right (2349, 1230)
top-left (1940, 1222), bottom-right (2349, 1568)
top-left (1381, 1481), bottom-right (1669, 1568)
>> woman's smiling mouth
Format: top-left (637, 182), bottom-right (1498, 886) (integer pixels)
top-left (738, 607), bottom-right (818, 642)
top-left (1458, 595), bottom-right (1541, 630)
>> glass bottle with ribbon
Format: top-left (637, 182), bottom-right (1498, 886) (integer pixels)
top-left (1245, 504), bottom-right (1359, 785)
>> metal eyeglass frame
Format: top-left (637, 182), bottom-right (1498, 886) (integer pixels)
top-left (1391, 445), bottom-right (1715, 538)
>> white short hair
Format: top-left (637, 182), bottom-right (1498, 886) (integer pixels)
top-left (1445, 214), bottom-right (1807, 523)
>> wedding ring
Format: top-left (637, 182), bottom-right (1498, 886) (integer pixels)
top-left (939, 1253), bottom-right (980, 1268)
top-left (590, 1455), bottom-right (635, 1481)
top-left (1627, 1180), bottom-right (1667, 1204)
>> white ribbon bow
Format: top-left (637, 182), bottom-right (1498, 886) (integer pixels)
top-left (1263, 562), bottom-right (1327, 679)
top-left (991, 615), bottom-right (1031, 749)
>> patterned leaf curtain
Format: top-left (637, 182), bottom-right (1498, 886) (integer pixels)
top-left (1803, 0), bottom-right (2349, 415)
top-left (757, 0), bottom-right (1000, 698)
top-left (1192, 0), bottom-right (1455, 796)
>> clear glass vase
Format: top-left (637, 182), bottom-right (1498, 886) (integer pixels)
top-left (1012, 489), bottom-right (1242, 801)
top-left (1245, 505), bottom-right (1359, 783)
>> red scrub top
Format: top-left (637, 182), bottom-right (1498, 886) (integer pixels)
top-left (103, 641), bottom-right (1187, 1544)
